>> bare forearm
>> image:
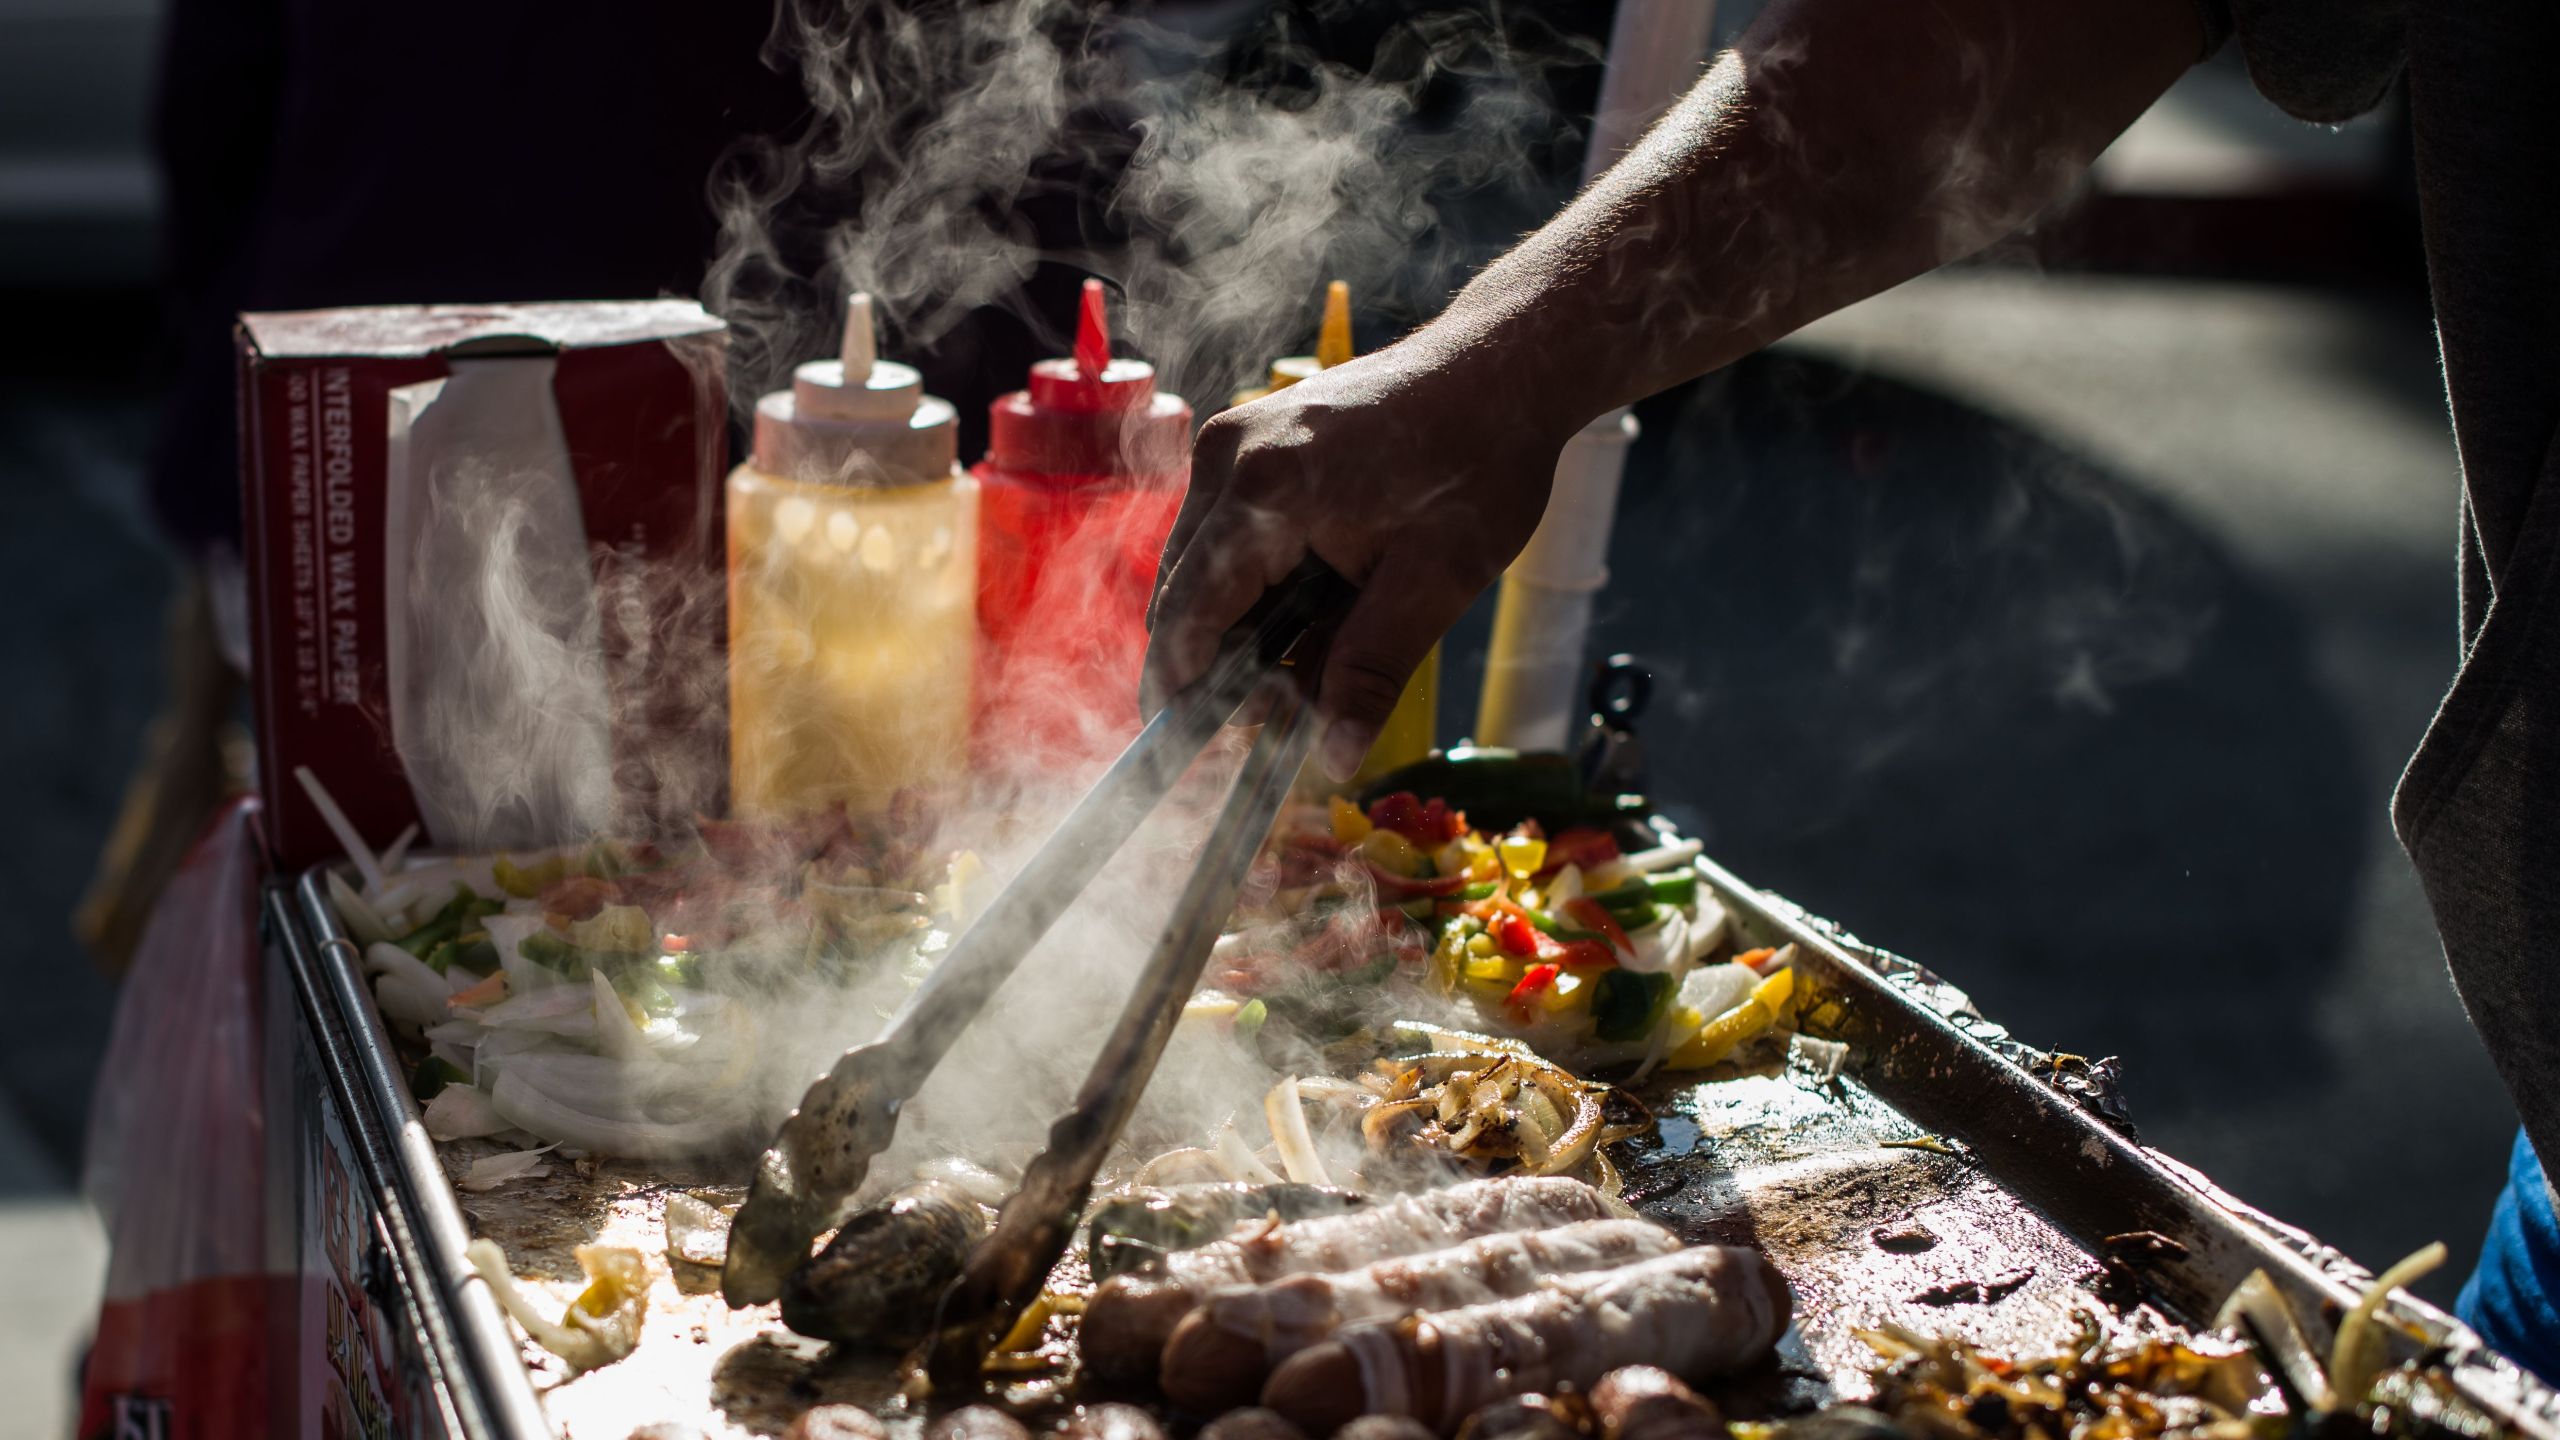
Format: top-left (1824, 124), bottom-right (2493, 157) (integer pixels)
top-left (1417, 0), bottom-right (2205, 434)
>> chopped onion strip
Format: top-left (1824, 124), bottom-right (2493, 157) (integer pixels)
top-left (1621, 838), bottom-right (1704, 874)
top-left (2328, 1242), bottom-right (2447, 1410)
top-left (379, 823), bottom-right (421, 874)
top-left (423, 1084), bottom-right (511, 1141)
top-left (1264, 1077), bottom-right (1332, 1185)
top-left (487, 1071), bottom-right (745, 1158)
top-left (328, 871), bottom-right (395, 946)
top-left (296, 766), bottom-right (384, 893)
top-left (1213, 1118), bottom-right (1283, 1184)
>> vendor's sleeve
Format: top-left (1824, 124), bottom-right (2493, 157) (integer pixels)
top-left (2187, 0), bottom-right (2406, 124)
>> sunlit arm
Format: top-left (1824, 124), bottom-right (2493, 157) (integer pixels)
top-left (1414, 0), bottom-right (2207, 440)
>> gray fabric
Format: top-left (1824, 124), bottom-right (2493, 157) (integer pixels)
top-left (2389, 4), bottom-right (2560, 1175)
top-left (2190, 0), bottom-right (2560, 1166)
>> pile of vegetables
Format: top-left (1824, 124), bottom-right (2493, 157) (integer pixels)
top-left (305, 769), bottom-right (960, 1165)
top-left (1836, 1245), bottom-right (2473, 1440)
top-left (1223, 786), bottom-right (1802, 1074)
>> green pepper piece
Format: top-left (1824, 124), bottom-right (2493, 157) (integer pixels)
top-left (1645, 872), bottom-right (1699, 907)
top-left (1590, 969), bottom-right (1677, 1043)
top-left (1457, 880), bottom-right (1499, 902)
top-left (518, 929), bottom-right (578, 976)
top-left (1590, 884), bottom-right (1661, 919)
top-left (411, 1055), bottom-right (470, 1102)
top-left (445, 934), bottom-right (501, 978)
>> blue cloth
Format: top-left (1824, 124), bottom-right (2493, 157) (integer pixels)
top-left (2458, 1130), bottom-right (2560, 1386)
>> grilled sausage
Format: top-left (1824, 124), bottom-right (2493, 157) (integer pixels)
top-left (1263, 1247), bottom-right (1791, 1435)
top-left (1590, 1367), bottom-right (1723, 1440)
top-left (1337, 1420), bottom-right (1440, 1440)
top-left (782, 1181), bottom-right (988, 1347)
top-left (1161, 1219), bottom-right (1682, 1412)
top-left (1458, 1395), bottom-right (1584, 1440)
top-left (786, 1407), bottom-right (888, 1440)
top-left (1059, 1403), bottom-right (1167, 1440)
top-left (1083, 1178), bottom-right (1620, 1382)
top-left (927, 1407), bottom-right (1033, 1440)
top-left (1090, 1184), bottom-right (1369, 1278)
top-left (1196, 1409), bottom-right (1312, 1440)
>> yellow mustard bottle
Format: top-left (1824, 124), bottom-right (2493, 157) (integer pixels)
top-left (1234, 282), bottom-right (1438, 788)
top-left (728, 293), bottom-right (978, 818)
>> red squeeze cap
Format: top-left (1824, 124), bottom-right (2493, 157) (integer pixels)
top-left (989, 278), bottom-right (1193, 479)
top-left (1025, 280), bottom-right (1156, 414)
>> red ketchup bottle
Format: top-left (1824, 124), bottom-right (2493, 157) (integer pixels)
top-left (972, 280), bottom-right (1192, 775)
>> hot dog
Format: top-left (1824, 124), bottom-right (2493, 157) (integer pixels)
top-left (1161, 1219), bottom-right (1682, 1412)
top-left (1083, 1177), bottom-right (1621, 1383)
top-left (1262, 1246), bottom-right (1792, 1435)
top-left (1591, 1366), bottom-right (1725, 1440)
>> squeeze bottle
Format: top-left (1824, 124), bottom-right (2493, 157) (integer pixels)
top-left (971, 279), bottom-right (1191, 772)
top-left (728, 294), bottom-right (978, 816)
top-left (1232, 282), bottom-right (1438, 788)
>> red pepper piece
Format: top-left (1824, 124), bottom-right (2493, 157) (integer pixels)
top-left (1506, 962), bottom-right (1561, 1020)
top-left (1564, 897), bottom-right (1634, 955)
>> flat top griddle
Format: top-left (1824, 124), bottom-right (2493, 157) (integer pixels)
top-left (280, 827), bottom-right (2560, 1440)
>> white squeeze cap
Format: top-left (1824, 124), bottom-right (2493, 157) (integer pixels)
top-left (791, 291), bottom-right (923, 424)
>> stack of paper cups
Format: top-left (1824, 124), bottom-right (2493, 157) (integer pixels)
top-left (1475, 407), bottom-right (1639, 751)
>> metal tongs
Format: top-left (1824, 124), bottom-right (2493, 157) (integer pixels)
top-left (723, 557), bottom-right (1355, 1310)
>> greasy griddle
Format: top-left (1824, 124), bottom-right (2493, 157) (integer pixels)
top-left (283, 831), bottom-right (2560, 1440)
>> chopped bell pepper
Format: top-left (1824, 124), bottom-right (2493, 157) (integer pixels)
top-left (1564, 898), bottom-right (1633, 955)
top-left (1329, 795), bottom-right (1374, 844)
top-left (1492, 907), bottom-right (1540, 957)
top-left (1506, 962), bottom-right (1560, 1020)
top-left (1496, 833), bottom-right (1548, 879)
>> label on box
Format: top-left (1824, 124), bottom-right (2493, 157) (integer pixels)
top-left (238, 302), bottom-right (730, 869)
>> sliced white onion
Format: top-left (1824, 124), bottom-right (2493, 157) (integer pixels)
top-left (296, 766), bottom-right (384, 893)
top-left (424, 1084), bottom-right (512, 1141)
top-left (373, 976), bottom-right (448, 1027)
top-left (1263, 1077), bottom-right (1333, 1185)
top-left (664, 1192), bottom-right (732, 1267)
top-left (464, 985), bottom-right (601, 1039)
top-left (1213, 1117), bottom-right (1283, 1184)
top-left (328, 870), bottom-right (395, 946)
top-left (378, 823), bottom-right (421, 874)
top-left (1684, 893), bottom-right (1731, 962)
top-left (488, 1072), bottom-right (747, 1158)
top-left (364, 941), bottom-right (448, 998)
top-left (483, 914), bottom-right (551, 988)
top-left (1619, 910), bottom-right (1688, 976)
top-left (461, 1142), bottom-right (559, 1192)
top-left (1678, 961), bottom-right (1760, 1022)
top-left (592, 974), bottom-right (649, 1061)
top-left (1621, 838), bottom-right (1704, 874)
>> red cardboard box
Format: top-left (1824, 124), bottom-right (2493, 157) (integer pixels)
top-left (238, 301), bottom-right (730, 869)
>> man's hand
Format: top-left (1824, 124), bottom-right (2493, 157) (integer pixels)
top-left (1143, 0), bottom-right (2202, 781)
top-left (1142, 331), bottom-right (1571, 782)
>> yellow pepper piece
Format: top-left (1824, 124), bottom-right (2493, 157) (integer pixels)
top-left (1539, 970), bottom-right (1587, 1014)
top-left (1497, 834), bottom-right (1548, 879)
top-left (1463, 954), bottom-right (1519, 983)
top-left (1464, 839), bottom-right (1501, 883)
top-left (1465, 932), bottom-right (1498, 958)
top-left (1666, 995), bottom-right (1777, 1071)
top-left (1330, 795), bottom-right (1373, 844)
top-left (1752, 965), bottom-right (1795, 1014)
top-left (1464, 975), bottom-right (1517, 1008)
top-left (493, 852), bottom-right (567, 899)
top-left (1361, 828), bottom-right (1426, 878)
top-left (1432, 837), bottom-right (1472, 879)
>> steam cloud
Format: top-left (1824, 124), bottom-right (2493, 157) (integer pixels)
top-left (706, 0), bottom-right (1596, 416)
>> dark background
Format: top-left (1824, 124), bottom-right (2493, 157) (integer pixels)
top-left (0, 0), bottom-right (2506, 1430)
